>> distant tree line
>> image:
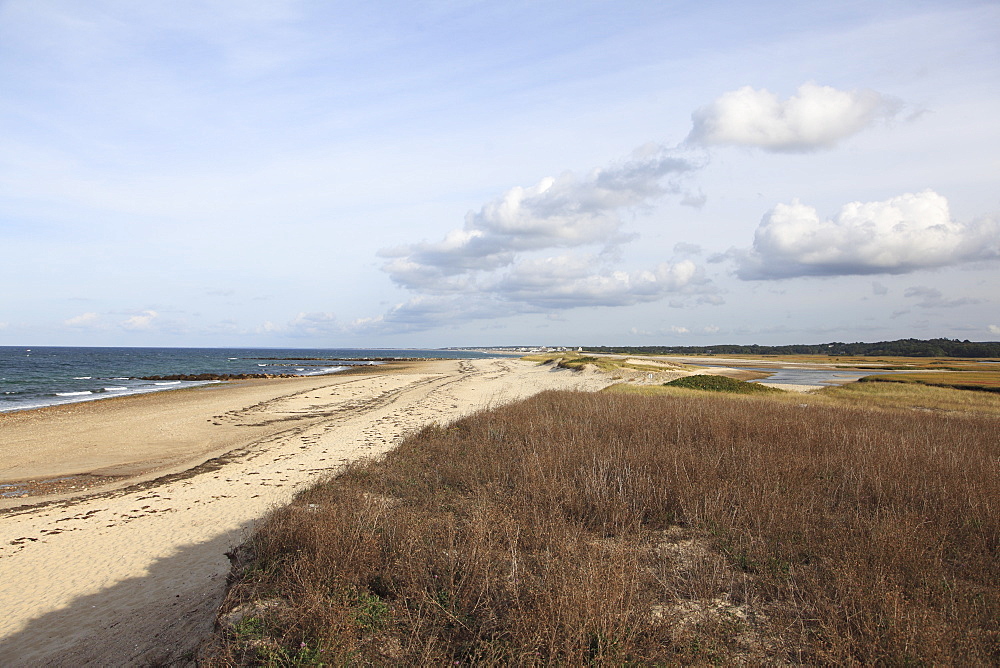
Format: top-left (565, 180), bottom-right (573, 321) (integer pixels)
top-left (584, 338), bottom-right (1000, 358)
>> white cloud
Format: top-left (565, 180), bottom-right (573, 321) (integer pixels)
top-left (688, 83), bottom-right (901, 152)
top-left (121, 310), bottom-right (158, 330)
top-left (380, 143), bottom-right (703, 294)
top-left (288, 312), bottom-right (339, 337)
top-left (256, 320), bottom-right (280, 334)
top-left (351, 255), bottom-right (712, 336)
top-left (64, 312), bottom-right (101, 327)
top-left (735, 190), bottom-right (1000, 279)
top-left (495, 256), bottom-right (701, 309)
top-left (989, 325), bottom-right (1000, 335)
top-left (366, 143), bottom-right (715, 332)
top-left (669, 325), bottom-right (689, 334)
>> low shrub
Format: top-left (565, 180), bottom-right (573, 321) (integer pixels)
top-left (664, 374), bottom-right (782, 394)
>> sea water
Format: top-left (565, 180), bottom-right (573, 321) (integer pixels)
top-left (0, 347), bottom-right (502, 413)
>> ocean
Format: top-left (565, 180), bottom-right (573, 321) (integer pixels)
top-left (0, 346), bottom-right (504, 413)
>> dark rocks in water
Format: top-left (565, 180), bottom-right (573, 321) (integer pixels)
top-left (139, 373), bottom-right (291, 381)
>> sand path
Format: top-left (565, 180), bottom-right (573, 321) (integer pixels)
top-left (0, 358), bottom-right (609, 666)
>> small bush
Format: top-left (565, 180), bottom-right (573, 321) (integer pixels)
top-left (664, 374), bottom-right (782, 394)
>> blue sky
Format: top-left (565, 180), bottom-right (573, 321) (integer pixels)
top-left (2, 0), bottom-right (998, 347)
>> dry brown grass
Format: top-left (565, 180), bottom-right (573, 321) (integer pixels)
top-left (821, 379), bottom-right (1000, 416)
top-left (203, 389), bottom-right (1000, 666)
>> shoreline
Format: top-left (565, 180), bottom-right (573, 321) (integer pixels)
top-left (0, 357), bottom-right (612, 665)
top-left (0, 362), bottom-right (422, 508)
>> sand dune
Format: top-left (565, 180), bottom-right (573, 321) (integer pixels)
top-left (0, 358), bottom-right (611, 665)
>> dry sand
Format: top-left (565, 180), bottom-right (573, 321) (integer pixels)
top-left (0, 358), bottom-right (612, 666)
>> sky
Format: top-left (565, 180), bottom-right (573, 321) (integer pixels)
top-left (1, 0), bottom-right (998, 348)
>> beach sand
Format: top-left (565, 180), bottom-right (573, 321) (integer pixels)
top-left (0, 358), bottom-right (611, 666)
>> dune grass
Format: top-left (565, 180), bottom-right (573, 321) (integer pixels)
top-left (203, 387), bottom-right (1000, 666)
top-left (662, 374), bottom-right (783, 395)
top-left (523, 353), bottom-right (687, 375)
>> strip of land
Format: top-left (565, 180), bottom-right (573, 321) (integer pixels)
top-left (0, 358), bottom-right (611, 666)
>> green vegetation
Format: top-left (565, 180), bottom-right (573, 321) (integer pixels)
top-left (663, 374), bottom-right (783, 394)
top-left (556, 355), bottom-right (601, 369)
top-left (204, 385), bottom-right (1000, 665)
top-left (860, 371), bottom-right (1000, 393)
top-left (586, 337), bottom-right (1000, 358)
top-left (821, 377), bottom-right (1000, 415)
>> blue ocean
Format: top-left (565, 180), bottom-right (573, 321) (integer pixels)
top-left (0, 347), bottom-right (501, 413)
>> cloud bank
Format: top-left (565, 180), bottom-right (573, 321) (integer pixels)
top-left (360, 83), bottom-right (911, 333)
top-left (381, 144), bottom-right (702, 292)
top-left (736, 190), bottom-right (1000, 279)
top-left (354, 82), bottom-right (972, 334)
top-left (365, 144), bottom-right (715, 332)
top-left (688, 83), bottom-right (900, 152)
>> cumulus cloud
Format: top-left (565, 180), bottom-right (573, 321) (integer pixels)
top-left (363, 81), bottom-right (918, 334)
top-left (256, 320), bottom-right (280, 334)
top-left (352, 257), bottom-right (712, 335)
top-left (381, 144), bottom-right (702, 293)
top-left (288, 312), bottom-right (340, 336)
top-left (688, 83), bottom-right (901, 152)
top-left (121, 310), bottom-right (158, 330)
top-left (735, 190), bottom-right (1000, 279)
top-left (367, 143), bottom-right (716, 332)
top-left (64, 312), bottom-right (101, 327)
top-left (495, 256), bottom-right (701, 309)
top-left (989, 325), bottom-right (1000, 335)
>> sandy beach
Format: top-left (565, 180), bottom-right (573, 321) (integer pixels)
top-left (0, 358), bottom-right (612, 665)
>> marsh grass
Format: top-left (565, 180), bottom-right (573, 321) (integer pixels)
top-left (204, 389), bottom-right (999, 665)
top-left (822, 378), bottom-right (1000, 415)
top-left (862, 371), bottom-right (1000, 393)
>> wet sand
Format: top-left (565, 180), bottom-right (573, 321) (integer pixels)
top-left (0, 358), bottom-right (611, 666)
